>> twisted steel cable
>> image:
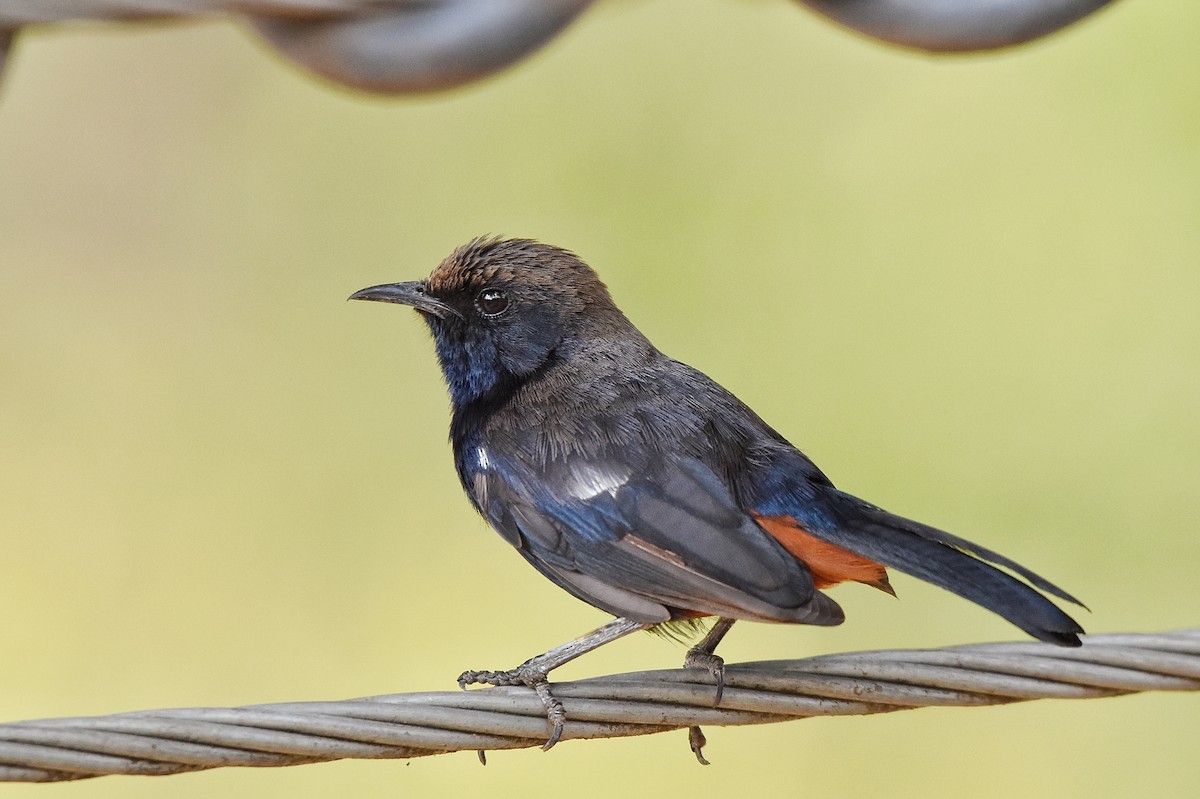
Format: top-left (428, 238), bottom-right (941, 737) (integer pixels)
top-left (0, 628), bottom-right (1195, 782)
top-left (0, 0), bottom-right (1118, 94)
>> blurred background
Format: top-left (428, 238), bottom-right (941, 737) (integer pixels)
top-left (0, 0), bottom-right (1197, 796)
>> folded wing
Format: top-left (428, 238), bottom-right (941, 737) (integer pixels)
top-left (472, 449), bottom-right (843, 626)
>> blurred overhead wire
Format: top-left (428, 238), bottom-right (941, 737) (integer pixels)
top-left (0, 0), bottom-right (1118, 94)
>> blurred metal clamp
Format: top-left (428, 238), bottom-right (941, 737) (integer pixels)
top-left (0, 0), bottom-right (1117, 95)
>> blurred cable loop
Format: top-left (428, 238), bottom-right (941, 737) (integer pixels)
top-left (796, 0), bottom-right (1116, 52)
top-left (0, 0), bottom-right (1117, 94)
top-left (0, 629), bottom-right (1195, 782)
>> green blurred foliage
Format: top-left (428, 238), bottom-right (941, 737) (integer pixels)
top-left (0, 1), bottom-right (1197, 796)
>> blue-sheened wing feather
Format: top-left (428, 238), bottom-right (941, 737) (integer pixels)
top-left (469, 447), bottom-right (842, 626)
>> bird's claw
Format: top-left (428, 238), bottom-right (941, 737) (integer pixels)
top-left (457, 662), bottom-right (565, 750)
top-left (688, 725), bottom-right (711, 765)
top-left (684, 648), bottom-right (726, 705)
top-left (530, 679), bottom-right (566, 750)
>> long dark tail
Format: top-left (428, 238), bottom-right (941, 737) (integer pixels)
top-left (816, 489), bottom-right (1086, 646)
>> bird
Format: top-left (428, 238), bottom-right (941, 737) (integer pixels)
top-left (350, 236), bottom-right (1085, 755)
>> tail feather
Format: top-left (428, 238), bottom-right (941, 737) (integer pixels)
top-left (813, 491), bottom-right (1085, 646)
top-left (871, 506), bottom-right (1088, 609)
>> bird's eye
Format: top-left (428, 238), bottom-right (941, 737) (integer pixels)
top-left (475, 288), bottom-right (510, 317)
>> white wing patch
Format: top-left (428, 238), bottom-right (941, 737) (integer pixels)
top-left (476, 447), bottom-right (491, 470)
top-left (565, 461), bottom-right (631, 500)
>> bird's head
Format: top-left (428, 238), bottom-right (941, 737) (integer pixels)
top-left (351, 237), bottom-right (640, 408)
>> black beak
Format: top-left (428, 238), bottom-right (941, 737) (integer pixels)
top-left (348, 281), bottom-right (463, 321)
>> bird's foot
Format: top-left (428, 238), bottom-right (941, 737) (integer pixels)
top-left (683, 647), bottom-right (726, 705)
top-left (455, 618), bottom-right (652, 752)
top-left (458, 663), bottom-right (566, 750)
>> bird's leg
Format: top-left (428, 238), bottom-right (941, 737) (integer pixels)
top-left (458, 616), bottom-right (651, 750)
top-left (684, 617), bottom-right (736, 704)
top-left (683, 617), bottom-right (736, 765)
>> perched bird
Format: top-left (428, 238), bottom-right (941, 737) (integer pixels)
top-left (351, 237), bottom-right (1085, 753)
